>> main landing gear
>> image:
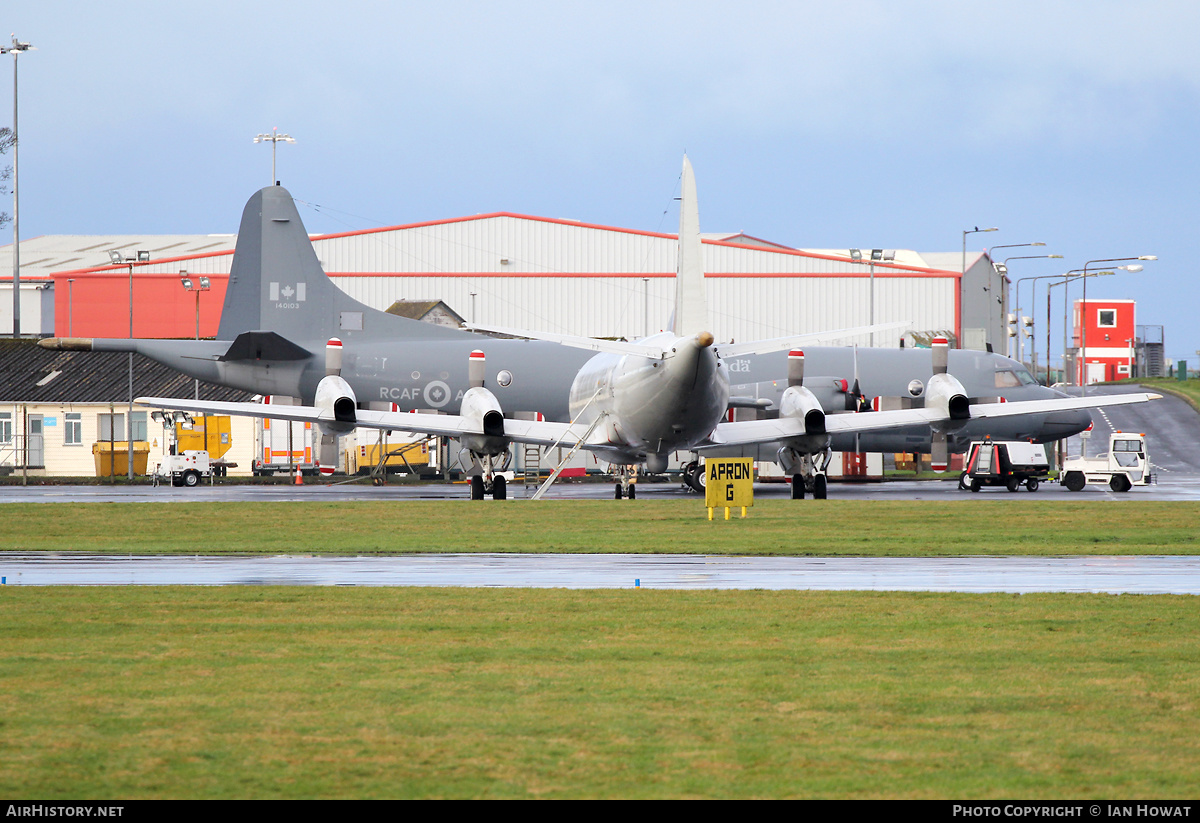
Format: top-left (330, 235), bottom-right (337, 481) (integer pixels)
top-left (466, 450), bottom-right (510, 500)
top-left (682, 460), bottom-right (706, 494)
top-left (791, 472), bottom-right (827, 500)
top-left (785, 448), bottom-right (831, 500)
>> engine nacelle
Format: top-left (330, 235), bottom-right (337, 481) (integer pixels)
top-left (776, 384), bottom-right (830, 460)
top-left (314, 374), bottom-right (358, 436)
top-left (925, 372), bottom-right (970, 424)
top-left (779, 385), bottom-right (826, 435)
top-left (459, 386), bottom-right (509, 456)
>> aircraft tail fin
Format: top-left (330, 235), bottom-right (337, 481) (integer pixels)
top-left (671, 155), bottom-right (710, 338)
top-left (217, 186), bottom-right (467, 343)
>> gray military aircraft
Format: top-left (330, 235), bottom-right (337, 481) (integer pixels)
top-left (124, 157), bottom-right (1160, 499)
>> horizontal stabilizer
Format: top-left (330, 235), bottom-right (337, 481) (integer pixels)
top-left (219, 331), bottom-right (313, 362)
top-left (465, 323), bottom-right (677, 359)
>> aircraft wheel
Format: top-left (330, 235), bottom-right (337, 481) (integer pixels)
top-left (1063, 472), bottom-right (1086, 492)
top-left (628, 484), bottom-right (636, 500)
top-left (615, 483), bottom-right (624, 499)
top-left (182, 470), bottom-right (201, 488)
top-left (493, 475), bottom-right (507, 500)
top-left (791, 475), bottom-right (805, 500)
top-left (1110, 475), bottom-right (1131, 493)
top-left (813, 474), bottom-right (827, 500)
top-left (471, 475), bottom-right (485, 500)
top-left (1006, 478), bottom-right (1020, 493)
top-left (1026, 478), bottom-right (1039, 492)
top-left (970, 478), bottom-right (981, 493)
top-left (958, 472), bottom-right (969, 491)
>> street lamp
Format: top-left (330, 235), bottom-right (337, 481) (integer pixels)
top-left (254, 128), bottom-right (296, 185)
top-left (962, 226), bottom-right (998, 277)
top-left (181, 271), bottom-right (211, 399)
top-left (1048, 269), bottom-right (1115, 387)
top-left (1012, 270), bottom-right (1066, 382)
top-left (2, 35), bottom-right (35, 337)
top-left (1079, 256), bottom-right (1154, 396)
top-left (962, 227), bottom-right (998, 349)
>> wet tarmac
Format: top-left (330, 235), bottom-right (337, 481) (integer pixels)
top-left (2, 553), bottom-right (1199, 594)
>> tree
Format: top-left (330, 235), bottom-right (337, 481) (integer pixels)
top-left (0, 126), bottom-right (12, 229)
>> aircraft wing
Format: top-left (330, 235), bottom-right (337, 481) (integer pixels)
top-left (713, 321), bottom-right (911, 358)
top-left (466, 320), bottom-right (913, 361)
top-left (698, 392), bottom-right (1163, 449)
top-left (135, 396), bottom-right (588, 450)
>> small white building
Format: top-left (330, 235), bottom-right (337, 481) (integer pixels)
top-left (0, 339), bottom-right (256, 478)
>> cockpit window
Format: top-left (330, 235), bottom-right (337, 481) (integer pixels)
top-left (994, 369), bottom-right (1036, 388)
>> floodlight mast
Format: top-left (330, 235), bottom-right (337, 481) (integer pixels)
top-left (254, 127), bottom-right (296, 185)
top-left (2, 35), bottom-right (35, 337)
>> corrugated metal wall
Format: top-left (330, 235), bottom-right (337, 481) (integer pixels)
top-left (43, 213), bottom-right (964, 345)
top-left (310, 214), bottom-right (959, 347)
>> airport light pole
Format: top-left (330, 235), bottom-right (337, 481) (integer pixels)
top-left (1014, 271), bottom-right (1067, 383)
top-left (254, 128), bottom-right (295, 185)
top-left (1048, 270), bottom-right (1114, 387)
top-left (1079, 257), bottom-right (1154, 396)
top-left (2, 35), bottom-right (34, 337)
top-left (988, 244), bottom-right (1045, 352)
top-left (110, 249), bottom-right (150, 480)
top-left (1002, 254), bottom-right (1062, 360)
top-left (848, 248), bottom-right (895, 346)
top-left (181, 272), bottom-right (211, 400)
top-left (962, 227), bottom-right (998, 349)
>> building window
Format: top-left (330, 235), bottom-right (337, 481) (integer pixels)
top-left (1098, 309), bottom-right (1117, 327)
top-left (65, 413), bottom-right (83, 446)
top-left (131, 411), bottom-right (147, 442)
top-left (0, 413), bottom-right (11, 444)
top-left (98, 413), bottom-right (125, 441)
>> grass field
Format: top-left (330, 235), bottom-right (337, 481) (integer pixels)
top-left (3, 500), bottom-right (1199, 798)
top-left (1132, 377), bottom-right (1200, 413)
top-left (2, 499), bottom-right (1199, 556)
top-left (2, 586), bottom-right (1198, 799)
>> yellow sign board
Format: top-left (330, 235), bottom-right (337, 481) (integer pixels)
top-left (704, 458), bottom-right (754, 519)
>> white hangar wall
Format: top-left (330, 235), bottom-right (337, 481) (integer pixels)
top-left (309, 214), bottom-right (963, 349)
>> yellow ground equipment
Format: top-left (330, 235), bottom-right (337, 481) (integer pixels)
top-left (175, 416), bottom-right (232, 460)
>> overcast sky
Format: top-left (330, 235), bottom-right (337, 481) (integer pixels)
top-left (4, 1), bottom-right (1199, 364)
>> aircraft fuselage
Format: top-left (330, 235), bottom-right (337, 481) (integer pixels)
top-left (567, 332), bottom-right (730, 463)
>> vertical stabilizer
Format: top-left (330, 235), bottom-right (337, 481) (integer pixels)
top-left (672, 155), bottom-right (710, 337)
top-left (217, 186), bottom-right (466, 344)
